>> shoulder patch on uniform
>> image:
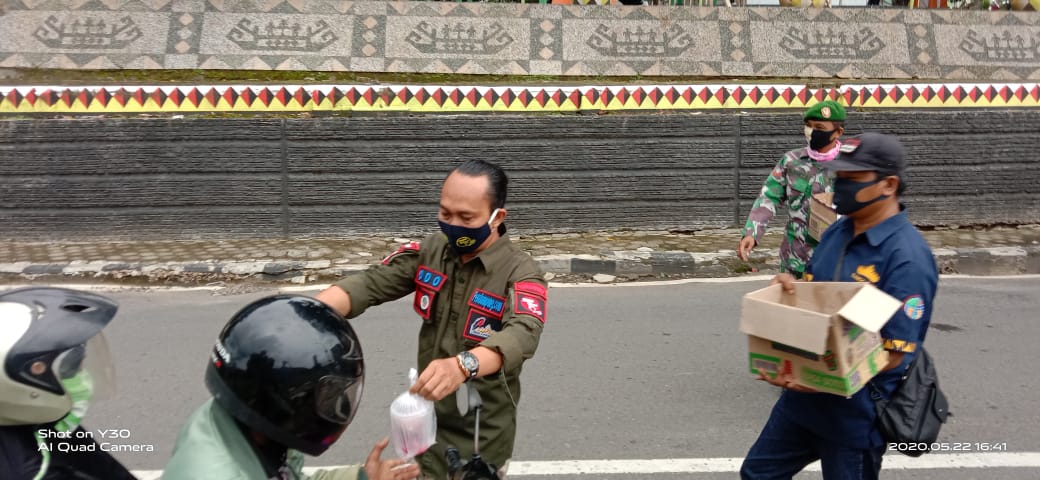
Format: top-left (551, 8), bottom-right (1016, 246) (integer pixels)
top-left (902, 295), bottom-right (926, 321)
top-left (513, 281), bottom-right (547, 324)
top-left (414, 265), bottom-right (447, 292)
top-left (382, 241), bottom-right (420, 265)
top-left (515, 280), bottom-right (547, 299)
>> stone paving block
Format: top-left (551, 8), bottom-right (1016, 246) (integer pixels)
top-left (23, 263), bottom-right (67, 275)
top-left (953, 247), bottom-right (1026, 276)
top-left (648, 252), bottom-right (696, 274)
top-left (572, 258), bottom-right (616, 275)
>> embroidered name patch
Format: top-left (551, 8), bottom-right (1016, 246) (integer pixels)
top-left (414, 266), bottom-right (447, 292)
top-left (903, 295), bottom-right (926, 321)
top-left (382, 241), bottom-right (420, 265)
top-left (468, 289), bottom-right (506, 315)
top-left (514, 281), bottom-right (547, 324)
top-left (463, 308), bottom-right (502, 342)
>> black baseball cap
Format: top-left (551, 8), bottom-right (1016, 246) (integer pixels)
top-left (824, 132), bottom-right (906, 176)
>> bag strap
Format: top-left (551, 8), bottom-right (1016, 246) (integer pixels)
top-left (868, 347), bottom-right (925, 406)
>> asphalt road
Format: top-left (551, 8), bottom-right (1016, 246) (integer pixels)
top-left (15, 276), bottom-right (1040, 479)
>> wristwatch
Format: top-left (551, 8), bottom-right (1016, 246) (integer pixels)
top-left (456, 351), bottom-right (479, 382)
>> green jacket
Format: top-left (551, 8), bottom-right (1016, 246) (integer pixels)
top-left (337, 232), bottom-right (546, 479)
top-left (163, 399), bottom-right (365, 480)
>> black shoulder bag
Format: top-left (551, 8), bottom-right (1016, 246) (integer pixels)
top-left (869, 347), bottom-right (951, 457)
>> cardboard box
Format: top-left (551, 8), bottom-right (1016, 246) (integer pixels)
top-left (740, 282), bottom-right (901, 397)
top-left (808, 192), bottom-right (838, 241)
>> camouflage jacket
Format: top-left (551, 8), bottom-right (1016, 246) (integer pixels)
top-left (742, 147), bottom-right (833, 275)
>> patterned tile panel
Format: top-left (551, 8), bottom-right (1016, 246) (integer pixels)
top-left (1, 3), bottom-right (1039, 79)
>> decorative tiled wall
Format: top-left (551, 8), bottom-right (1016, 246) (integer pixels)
top-left (2, 2), bottom-right (1039, 80)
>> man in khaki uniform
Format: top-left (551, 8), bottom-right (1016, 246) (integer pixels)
top-left (316, 159), bottom-right (547, 479)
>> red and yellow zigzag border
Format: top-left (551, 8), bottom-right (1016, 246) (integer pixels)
top-left (1, 83), bottom-right (1038, 114)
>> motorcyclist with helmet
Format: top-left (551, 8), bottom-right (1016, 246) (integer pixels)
top-left (163, 294), bottom-right (420, 480)
top-left (0, 287), bottom-right (137, 480)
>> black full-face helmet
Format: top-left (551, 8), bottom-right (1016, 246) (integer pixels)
top-left (0, 287), bottom-right (118, 425)
top-left (205, 295), bottom-right (364, 456)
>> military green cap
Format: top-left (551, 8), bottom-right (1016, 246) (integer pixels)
top-left (803, 100), bottom-right (846, 122)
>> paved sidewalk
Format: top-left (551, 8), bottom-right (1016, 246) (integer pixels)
top-left (2, 226), bottom-right (1040, 286)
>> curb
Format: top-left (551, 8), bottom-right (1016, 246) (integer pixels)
top-left (2, 246), bottom-right (1039, 285)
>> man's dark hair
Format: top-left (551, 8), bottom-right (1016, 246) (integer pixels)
top-left (452, 159), bottom-right (508, 210)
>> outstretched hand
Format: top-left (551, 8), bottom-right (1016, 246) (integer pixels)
top-left (364, 438), bottom-right (420, 480)
top-left (410, 357), bottom-right (467, 401)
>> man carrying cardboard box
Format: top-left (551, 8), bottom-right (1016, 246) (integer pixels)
top-left (738, 101), bottom-right (845, 279)
top-left (740, 133), bottom-right (939, 480)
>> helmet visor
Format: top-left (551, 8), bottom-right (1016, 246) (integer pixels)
top-left (315, 374), bottom-right (363, 425)
top-left (52, 333), bottom-right (115, 401)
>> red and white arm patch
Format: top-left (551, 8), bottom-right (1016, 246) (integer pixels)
top-left (381, 241), bottom-right (421, 265)
top-left (513, 280), bottom-right (547, 324)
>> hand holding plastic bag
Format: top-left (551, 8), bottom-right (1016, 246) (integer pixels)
top-left (390, 368), bottom-right (437, 460)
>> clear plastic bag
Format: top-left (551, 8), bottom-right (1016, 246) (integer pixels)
top-left (389, 368), bottom-right (437, 460)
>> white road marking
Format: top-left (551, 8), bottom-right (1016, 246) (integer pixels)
top-left (128, 452), bottom-right (1040, 478)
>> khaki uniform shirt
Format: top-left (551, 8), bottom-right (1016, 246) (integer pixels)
top-left (336, 231), bottom-right (546, 478)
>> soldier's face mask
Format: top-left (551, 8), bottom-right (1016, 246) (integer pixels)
top-left (439, 208), bottom-right (500, 255)
top-left (832, 175), bottom-right (889, 215)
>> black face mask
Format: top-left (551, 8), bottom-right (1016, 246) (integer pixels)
top-left (832, 176), bottom-right (889, 215)
top-left (438, 208), bottom-right (500, 255)
top-left (809, 128), bottom-right (837, 151)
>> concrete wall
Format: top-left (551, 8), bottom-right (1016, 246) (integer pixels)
top-left (2, 2), bottom-right (1040, 80)
top-left (2, 109), bottom-right (1038, 241)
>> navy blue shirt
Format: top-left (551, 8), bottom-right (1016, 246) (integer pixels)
top-left (776, 210), bottom-right (938, 449)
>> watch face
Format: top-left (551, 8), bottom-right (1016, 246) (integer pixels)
top-left (461, 353), bottom-right (478, 375)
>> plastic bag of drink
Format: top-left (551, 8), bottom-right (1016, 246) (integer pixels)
top-left (390, 368), bottom-right (437, 460)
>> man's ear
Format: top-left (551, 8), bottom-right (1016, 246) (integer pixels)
top-left (880, 176), bottom-right (899, 196)
top-left (492, 208), bottom-right (507, 228)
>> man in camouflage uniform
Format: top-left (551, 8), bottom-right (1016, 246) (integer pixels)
top-left (316, 159), bottom-right (546, 479)
top-left (737, 100), bottom-right (846, 278)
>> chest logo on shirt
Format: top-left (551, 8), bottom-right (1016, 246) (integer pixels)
top-left (851, 264), bottom-right (880, 283)
top-left (468, 289), bottom-right (506, 315)
top-left (463, 308), bottom-right (503, 342)
top-left (903, 295), bottom-right (926, 321)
